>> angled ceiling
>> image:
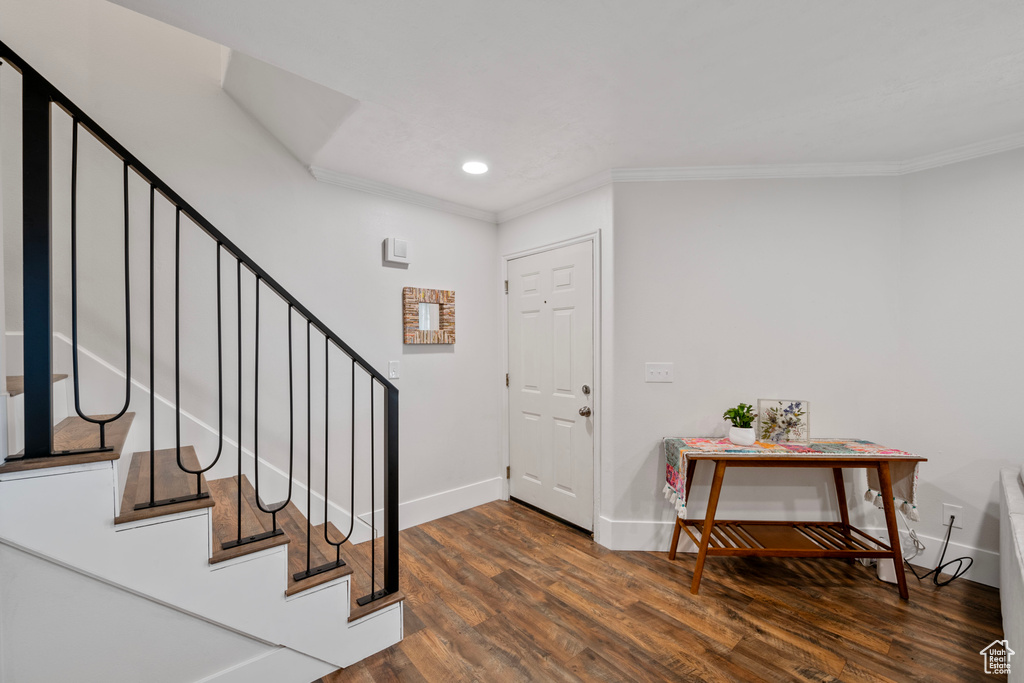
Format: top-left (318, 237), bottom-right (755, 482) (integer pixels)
top-left (110, 0), bottom-right (1024, 214)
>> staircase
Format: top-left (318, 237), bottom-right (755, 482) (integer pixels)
top-left (0, 39), bottom-right (401, 682)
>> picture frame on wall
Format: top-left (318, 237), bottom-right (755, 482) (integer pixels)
top-left (403, 287), bottom-right (455, 344)
top-left (757, 399), bottom-right (810, 444)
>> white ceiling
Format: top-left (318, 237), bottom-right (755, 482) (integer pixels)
top-left (110, 0), bottom-right (1024, 215)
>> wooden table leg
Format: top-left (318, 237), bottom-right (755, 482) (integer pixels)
top-left (832, 468), bottom-right (854, 563)
top-left (668, 518), bottom-right (683, 560)
top-left (684, 458), bottom-right (697, 500)
top-left (878, 462), bottom-right (909, 600)
top-left (668, 458), bottom-right (698, 560)
top-left (690, 460), bottom-right (727, 595)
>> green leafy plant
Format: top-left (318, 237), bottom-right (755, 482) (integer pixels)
top-left (722, 403), bottom-right (756, 429)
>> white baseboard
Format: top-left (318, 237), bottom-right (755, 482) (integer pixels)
top-left (358, 476), bottom-right (503, 531)
top-left (596, 516), bottom-right (1000, 588)
top-left (597, 516), bottom-right (677, 552)
top-left (864, 526), bottom-right (1000, 588)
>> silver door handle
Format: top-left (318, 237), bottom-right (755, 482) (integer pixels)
top-left (579, 406), bottom-right (592, 417)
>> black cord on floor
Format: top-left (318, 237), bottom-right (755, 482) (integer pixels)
top-left (905, 515), bottom-right (973, 586)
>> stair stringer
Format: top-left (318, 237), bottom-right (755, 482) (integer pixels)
top-left (0, 460), bottom-right (402, 669)
top-left (0, 539), bottom-right (336, 683)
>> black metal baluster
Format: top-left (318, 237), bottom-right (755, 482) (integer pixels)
top-left (358, 376), bottom-right (387, 605)
top-left (254, 278), bottom-right (262, 526)
top-left (320, 341), bottom-right (355, 567)
top-left (136, 208), bottom-right (216, 510)
top-left (305, 321), bottom-right (312, 577)
top-left (148, 184), bottom-right (156, 505)
top-left (237, 261), bottom-right (243, 536)
top-left (59, 130), bottom-right (132, 459)
top-left (223, 276), bottom-right (285, 549)
top-left (294, 329), bottom-right (346, 582)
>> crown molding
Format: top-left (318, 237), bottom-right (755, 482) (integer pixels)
top-left (609, 162), bottom-right (903, 182)
top-left (498, 132), bottom-right (1024, 222)
top-left (309, 166), bottom-right (497, 223)
top-left (311, 130), bottom-right (1024, 225)
top-left (495, 170), bottom-right (613, 224)
top-left (898, 131), bottom-right (1024, 174)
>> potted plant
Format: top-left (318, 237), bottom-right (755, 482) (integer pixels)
top-left (723, 403), bottom-right (757, 446)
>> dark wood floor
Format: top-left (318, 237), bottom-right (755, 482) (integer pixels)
top-left (320, 500), bottom-right (1004, 682)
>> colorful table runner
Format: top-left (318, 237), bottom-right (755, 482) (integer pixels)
top-left (663, 437), bottom-right (922, 521)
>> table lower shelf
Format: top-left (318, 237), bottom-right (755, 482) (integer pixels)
top-left (680, 519), bottom-right (892, 558)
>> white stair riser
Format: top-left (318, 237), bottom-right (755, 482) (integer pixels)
top-left (0, 460), bottom-right (401, 667)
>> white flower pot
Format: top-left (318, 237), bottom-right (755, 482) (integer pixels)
top-left (729, 426), bottom-right (756, 446)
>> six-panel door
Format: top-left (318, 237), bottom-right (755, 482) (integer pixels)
top-left (507, 241), bottom-right (594, 530)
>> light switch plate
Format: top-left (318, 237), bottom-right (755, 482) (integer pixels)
top-left (388, 361), bottom-right (400, 379)
top-left (645, 362), bottom-right (673, 383)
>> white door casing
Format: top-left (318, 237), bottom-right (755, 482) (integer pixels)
top-left (507, 241), bottom-right (594, 530)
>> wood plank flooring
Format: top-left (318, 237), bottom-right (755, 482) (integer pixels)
top-left (320, 500), bottom-right (1004, 683)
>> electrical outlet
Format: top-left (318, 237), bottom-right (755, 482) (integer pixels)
top-left (942, 503), bottom-right (963, 529)
top-left (388, 360), bottom-right (400, 379)
top-left (645, 362), bottom-right (673, 383)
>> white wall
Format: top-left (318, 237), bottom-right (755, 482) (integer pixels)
top-left (1, 0), bottom-right (502, 520)
top-left (497, 185), bottom-right (614, 535)
top-left (610, 178), bottom-right (904, 535)
top-left (897, 148), bottom-right (1024, 562)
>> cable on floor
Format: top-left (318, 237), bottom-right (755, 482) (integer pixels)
top-left (902, 513), bottom-right (973, 586)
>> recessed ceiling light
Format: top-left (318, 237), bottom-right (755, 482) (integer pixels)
top-left (462, 161), bottom-right (488, 175)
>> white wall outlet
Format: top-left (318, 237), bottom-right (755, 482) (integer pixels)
top-left (942, 503), bottom-right (963, 529)
top-left (644, 362), bottom-right (673, 383)
top-left (388, 360), bottom-right (400, 379)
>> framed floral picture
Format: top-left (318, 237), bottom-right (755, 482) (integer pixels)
top-left (757, 399), bottom-right (810, 444)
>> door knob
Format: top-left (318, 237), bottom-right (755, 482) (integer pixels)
top-left (579, 406), bottom-right (592, 417)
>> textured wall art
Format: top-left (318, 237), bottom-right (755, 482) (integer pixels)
top-left (757, 399), bottom-right (810, 444)
top-left (403, 287), bottom-right (455, 344)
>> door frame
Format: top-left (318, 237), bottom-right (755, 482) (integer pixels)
top-left (501, 231), bottom-right (602, 536)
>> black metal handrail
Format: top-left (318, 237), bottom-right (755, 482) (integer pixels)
top-left (1, 39), bottom-right (399, 603)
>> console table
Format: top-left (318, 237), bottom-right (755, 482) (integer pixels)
top-left (663, 438), bottom-right (926, 600)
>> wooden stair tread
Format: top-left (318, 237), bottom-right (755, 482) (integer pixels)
top-left (208, 475), bottom-right (290, 564)
top-left (230, 480), bottom-right (354, 595)
top-left (0, 413), bottom-right (135, 474)
top-left (114, 445), bottom-right (214, 524)
top-left (348, 590), bottom-right (405, 622)
top-left (278, 503), bottom-right (354, 596)
top-left (5, 374), bottom-right (68, 396)
top-left (342, 530), bottom-right (398, 620)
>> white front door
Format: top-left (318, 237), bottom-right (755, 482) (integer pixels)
top-left (507, 240), bottom-right (594, 530)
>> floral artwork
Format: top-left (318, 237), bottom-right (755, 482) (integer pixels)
top-left (757, 399), bottom-right (809, 444)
